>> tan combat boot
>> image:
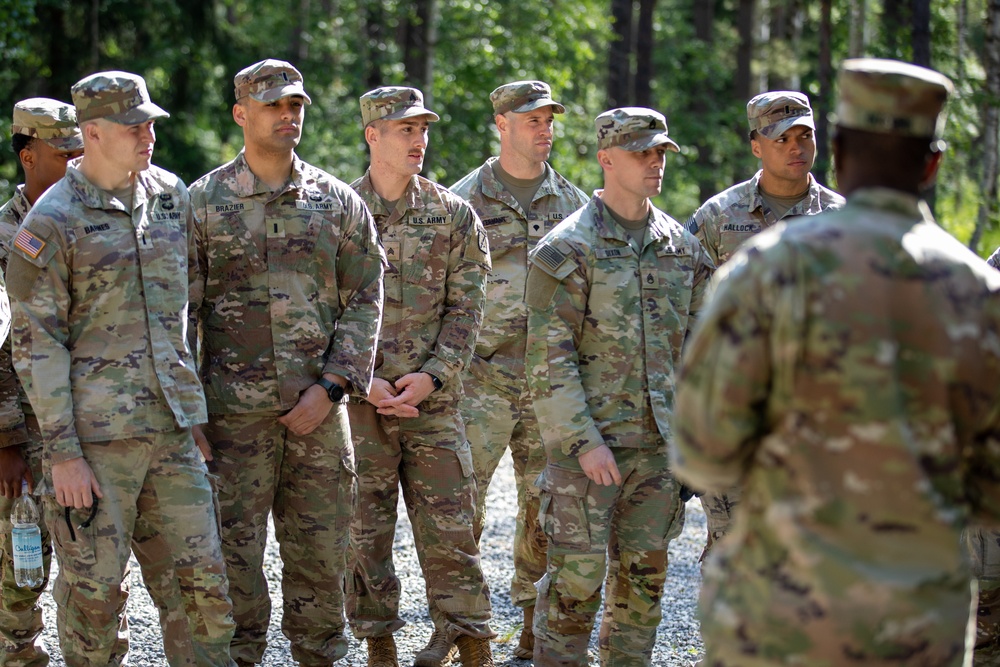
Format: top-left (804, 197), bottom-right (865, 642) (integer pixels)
top-left (512, 605), bottom-right (534, 659)
top-left (413, 629), bottom-right (459, 667)
top-left (367, 635), bottom-right (399, 667)
top-left (455, 635), bottom-right (495, 667)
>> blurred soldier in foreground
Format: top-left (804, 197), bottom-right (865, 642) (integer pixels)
top-left (450, 80), bottom-right (588, 659)
top-left (526, 107), bottom-right (712, 666)
top-left (5, 71), bottom-right (236, 666)
top-left (189, 60), bottom-right (385, 666)
top-left (346, 86), bottom-right (494, 667)
top-left (685, 91), bottom-right (844, 562)
top-left (673, 59), bottom-right (1000, 666)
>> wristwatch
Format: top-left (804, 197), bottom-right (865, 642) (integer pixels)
top-left (427, 373), bottom-right (444, 391)
top-left (315, 377), bottom-right (347, 403)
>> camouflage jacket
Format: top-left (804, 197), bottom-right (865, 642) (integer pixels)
top-left (352, 171), bottom-right (490, 403)
top-left (525, 194), bottom-right (714, 461)
top-left (190, 151), bottom-right (385, 414)
top-left (451, 158), bottom-right (587, 395)
top-left (0, 188), bottom-right (30, 447)
top-left (5, 163), bottom-right (208, 464)
top-left (673, 188), bottom-right (1000, 658)
top-left (686, 170), bottom-right (845, 265)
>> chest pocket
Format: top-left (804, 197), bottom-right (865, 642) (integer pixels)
top-left (402, 214), bottom-right (450, 286)
top-left (206, 212), bottom-right (267, 291)
top-left (265, 212), bottom-right (323, 274)
top-left (653, 244), bottom-right (695, 321)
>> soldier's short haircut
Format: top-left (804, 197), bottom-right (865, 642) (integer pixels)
top-left (835, 126), bottom-right (932, 183)
top-left (12, 133), bottom-right (34, 157)
top-left (749, 129), bottom-right (759, 142)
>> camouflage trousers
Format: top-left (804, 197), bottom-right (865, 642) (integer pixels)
top-left (43, 429), bottom-right (235, 667)
top-left (460, 372), bottom-right (547, 608)
top-left (965, 528), bottom-right (1000, 665)
top-left (533, 448), bottom-right (685, 667)
top-left (698, 485), bottom-right (739, 564)
top-left (345, 399), bottom-right (493, 641)
top-left (206, 407), bottom-right (355, 666)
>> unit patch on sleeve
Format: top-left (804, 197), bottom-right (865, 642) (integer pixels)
top-left (14, 229), bottom-right (46, 259)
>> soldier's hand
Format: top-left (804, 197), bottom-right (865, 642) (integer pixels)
top-left (366, 378), bottom-right (398, 405)
top-left (579, 445), bottom-right (622, 487)
top-left (191, 424), bottom-right (213, 462)
top-left (0, 447), bottom-right (30, 498)
top-left (278, 384), bottom-right (334, 436)
top-left (52, 457), bottom-right (102, 509)
top-left (377, 373), bottom-right (435, 418)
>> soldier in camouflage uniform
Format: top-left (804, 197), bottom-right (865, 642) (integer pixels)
top-left (345, 86), bottom-right (494, 667)
top-left (525, 108), bottom-right (713, 667)
top-left (684, 91), bottom-right (844, 563)
top-left (0, 98), bottom-right (81, 667)
top-left (673, 59), bottom-right (1000, 666)
top-left (5, 71), bottom-right (236, 666)
top-left (450, 81), bottom-right (588, 659)
top-left (188, 60), bottom-right (385, 667)
top-left (0, 99), bottom-right (196, 667)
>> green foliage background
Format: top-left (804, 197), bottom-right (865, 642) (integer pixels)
top-left (1, 0), bottom-right (997, 255)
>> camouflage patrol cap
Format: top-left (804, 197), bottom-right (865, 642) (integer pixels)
top-left (595, 107), bottom-right (680, 152)
top-left (234, 59), bottom-right (312, 105)
top-left (747, 91), bottom-right (814, 140)
top-left (72, 71), bottom-right (169, 124)
top-left (12, 98), bottom-right (83, 151)
top-left (490, 81), bottom-right (565, 115)
top-left (360, 86), bottom-right (440, 127)
top-left (836, 58), bottom-right (953, 140)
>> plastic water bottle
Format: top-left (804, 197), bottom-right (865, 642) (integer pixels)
top-left (11, 481), bottom-right (44, 589)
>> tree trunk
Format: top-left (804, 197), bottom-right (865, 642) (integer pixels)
top-left (635, 0), bottom-right (656, 107)
top-left (735, 0), bottom-right (756, 100)
top-left (788, 0), bottom-right (804, 91)
top-left (291, 0), bottom-right (311, 62)
top-left (364, 0), bottom-right (386, 91)
top-left (402, 0), bottom-right (437, 92)
top-left (608, 0), bottom-right (633, 108)
top-left (911, 0), bottom-right (931, 67)
top-left (767, 0), bottom-right (789, 90)
top-left (693, 0), bottom-right (716, 205)
top-left (849, 0), bottom-right (867, 57)
top-left (816, 0), bottom-right (833, 188)
top-left (882, 0), bottom-right (907, 58)
top-left (971, 0), bottom-right (1000, 253)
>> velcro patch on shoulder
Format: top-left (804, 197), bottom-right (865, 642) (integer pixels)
top-left (525, 265), bottom-right (561, 310)
top-left (5, 255), bottom-right (43, 302)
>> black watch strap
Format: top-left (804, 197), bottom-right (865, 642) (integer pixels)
top-left (315, 377), bottom-right (347, 403)
top-left (427, 373), bottom-right (444, 391)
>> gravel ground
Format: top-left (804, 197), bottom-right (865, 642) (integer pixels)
top-left (37, 452), bottom-right (706, 665)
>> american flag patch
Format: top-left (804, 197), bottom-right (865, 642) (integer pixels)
top-left (14, 230), bottom-right (45, 259)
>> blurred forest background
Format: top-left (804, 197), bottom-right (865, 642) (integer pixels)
top-left (1, 0), bottom-right (999, 255)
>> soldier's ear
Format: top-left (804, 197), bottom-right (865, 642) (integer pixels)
top-left (233, 103), bottom-right (247, 128)
top-left (750, 138), bottom-right (762, 159)
top-left (495, 113), bottom-right (507, 134)
top-left (364, 124), bottom-right (378, 147)
top-left (18, 146), bottom-right (34, 172)
top-left (597, 148), bottom-right (613, 171)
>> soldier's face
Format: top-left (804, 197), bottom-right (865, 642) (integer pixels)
top-left (604, 145), bottom-right (666, 199)
top-left (752, 125), bottom-right (816, 188)
top-left (370, 117), bottom-right (431, 177)
top-left (22, 140), bottom-right (83, 193)
top-left (93, 119), bottom-right (156, 175)
top-left (236, 96), bottom-right (305, 153)
top-left (500, 107), bottom-right (555, 166)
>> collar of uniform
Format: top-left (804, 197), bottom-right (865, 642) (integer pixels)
top-left (354, 170), bottom-right (419, 218)
top-left (9, 185), bottom-right (31, 222)
top-left (590, 194), bottom-right (634, 246)
top-left (480, 156), bottom-right (557, 206)
top-left (402, 174), bottom-right (423, 212)
top-left (232, 149), bottom-right (308, 198)
top-left (66, 162), bottom-right (159, 214)
top-left (847, 186), bottom-right (927, 220)
top-left (646, 208), bottom-right (687, 248)
top-left (746, 169), bottom-right (766, 214)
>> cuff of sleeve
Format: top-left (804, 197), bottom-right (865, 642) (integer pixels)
top-left (0, 424), bottom-right (29, 448)
top-left (556, 425), bottom-right (606, 459)
top-left (321, 363), bottom-right (362, 395)
top-left (420, 358), bottom-right (456, 388)
top-left (48, 439), bottom-right (85, 465)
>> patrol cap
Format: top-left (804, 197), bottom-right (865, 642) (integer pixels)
top-left (234, 59), bottom-right (312, 105)
top-left (360, 87), bottom-right (440, 127)
top-left (491, 81), bottom-right (565, 115)
top-left (595, 107), bottom-right (679, 152)
top-left (747, 91), bottom-right (814, 140)
top-left (836, 58), bottom-right (953, 140)
top-left (12, 98), bottom-right (83, 151)
top-left (72, 71), bottom-right (169, 124)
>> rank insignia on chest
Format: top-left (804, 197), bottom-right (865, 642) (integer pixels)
top-left (14, 229), bottom-right (45, 259)
top-left (643, 271), bottom-right (658, 289)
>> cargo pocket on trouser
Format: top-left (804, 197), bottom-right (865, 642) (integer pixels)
top-left (664, 476), bottom-right (687, 543)
top-left (536, 466), bottom-right (592, 552)
top-left (336, 447), bottom-right (358, 542)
